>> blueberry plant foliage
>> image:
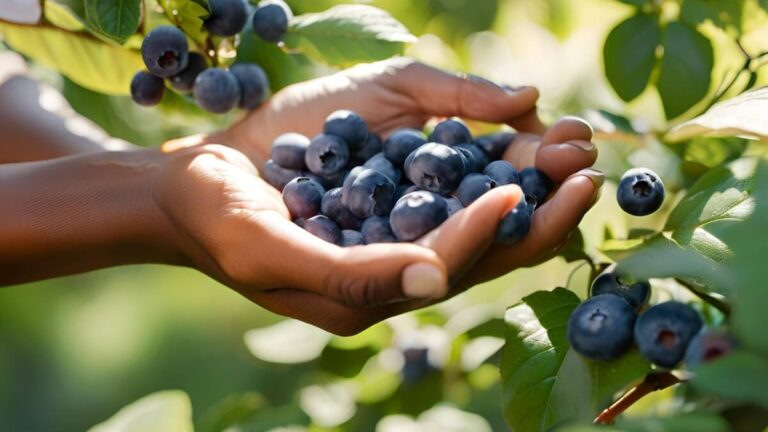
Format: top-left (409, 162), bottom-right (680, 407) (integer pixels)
top-left (4, 0), bottom-right (768, 431)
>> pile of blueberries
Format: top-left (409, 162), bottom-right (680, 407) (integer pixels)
top-left (264, 110), bottom-right (553, 246)
top-left (567, 273), bottom-right (733, 368)
top-left (130, 0), bottom-right (293, 113)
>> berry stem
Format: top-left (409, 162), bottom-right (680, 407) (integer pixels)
top-left (674, 278), bottom-right (731, 316)
top-left (593, 372), bottom-right (683, 425)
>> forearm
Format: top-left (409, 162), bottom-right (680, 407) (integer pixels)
top-left (0, 149), bottom-right (183, 285)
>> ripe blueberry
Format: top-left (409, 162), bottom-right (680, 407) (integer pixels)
top-left (342, 168), bottom-right (396, 219)
top-left (130, 71), bottom-right (165, 106)
top-left (519, 167), bottom-right (553, 205)
top-left (389, 191), bottom-right (449, 241)
top-left (205, 0), bottom-right (248, 37)
top-left (193, 68), bottom-right (241, 113)
top-left (351, 133), bottom-right (383, 165)
top-left (567, 294), bottom-right (637, 361)
top-left (230, 63), bottom-right (270, 110)
top-left (361, 216), bottom-right (397, 244)
top-left (384, 129), bottom-right (427, 167)
top-left (324, 110), bottom-right (368, 149)
top-left (456, 173), bottom-right (496, 207)
top-left (340, 230), bottom-right (365, 247)
top-left (590, 273), bottom-right (650, 311)
top-left (282, 177), bottom-right (325, 219)
top-left (401, 347), bottom-right (431, 383)
top-left (169, 52), bottom-right (207, 92)
top-left (270, 133), bottom-right (310, 170)
top-left (617, 168), bottom-right (665, 216)
top-left (684, 329), bottom-right (734, 368)
top-left (252, 0), bottom-right (292, 42)
top-left (455, 143), bottom-right (489, 173)
top-left (305, 134), bottom-right (350, 176)
top-left (305, 215), bottom-right (342, 245)
top-left (495, 199), bottom-right (532, 245)
top-left (363, 152), bottom-right (402, 185)
top-left (262, 160), bottom-right (303, 191)
top-left (474, 132), bottom-right (513, 161)
top-left (396, 183), bottom-right (420, 201)
top-left (429, 119), bottom-right (472, 145)
top-left (321, 187), bottom-right (362, 230)
top-left (483, 160), bottom-right (519, 186)
top-left (634, 301), bottom-right (704, 368)
top-left (405, 143), bottom-right (466, 195)
top-left (445, 197), bottom-right (464, 216)
top-left (141, 26), bottom-right (189, 78)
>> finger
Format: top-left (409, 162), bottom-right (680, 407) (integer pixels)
top-left (391, 62), bottom-right (540, 126)
top-left (458, 171), bottom-right (601, 287)
top-left (418, 184), bottom-right (523, 283)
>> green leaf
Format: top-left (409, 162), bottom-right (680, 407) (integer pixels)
top-left (667, 87), bottom-right (768, 142)
top-left (680, 137), bottom-right (749, 170)
top-left (617, 0), bottom-right (649, 6)
top-left (45, 0), bottom-right (86, 31)
top-left (603, 14), bottom-right (661, 102)
top-left (0, 21), bottom-right (144, 95)
top-left (657, 22), bottom-right (714, 119)
top-left (560, 229), bottom-right (590, 263)
top-left (556, 413), bottom-right (729, 432)
top-left (501, 288), bottom-right (651, 431)
top-left (88, 390), bottom-right (193, 432)
top-left (691, 351), bottom-right (768, 408)
top-left (157, 0), bottom-right (210, 45)
top-left (196, 393), bottom-right (266, 432)
top-left (84, 0), bottom-right (141, 44)
top-left (680, 0), bottom-right (743, 33)
top-left (283, 5), bottom-right (417, 67)
top-left (243, 319), bottom-right (332, 364)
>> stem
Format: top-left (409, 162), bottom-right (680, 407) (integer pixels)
top-left (675, 278), bottom-right (731, 316)
top-left (594, 372), bottom-right (683, 425)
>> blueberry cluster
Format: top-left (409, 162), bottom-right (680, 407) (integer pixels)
top-left (130, 0), bottom-right (294, 112)
top-left (566, 273), bottom-right (726, 369)
top-left (264, 111), bottom-right (553, 246)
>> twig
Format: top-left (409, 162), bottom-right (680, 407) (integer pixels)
top-left (675, 278), bottom-right (731, 316)
top-left (594, 372), bottom-right (683, 425)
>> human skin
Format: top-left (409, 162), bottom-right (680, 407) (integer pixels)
top-left (0, 56), bottom-right (601, 335)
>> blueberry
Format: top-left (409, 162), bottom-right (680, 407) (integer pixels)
top-left (567, 294), bottom-right (637, 361)
top-left (483, 160), bottom-right (519, 186)
top-left (634, 301), bottom-right (704, 368)
top-left (455, 143), bottom-right (489, 173)
top-left (324, 110), bottom-right (368, 149)
top-left (193, 68), bottom-right (241, 113)
top-left (320, 169), bottom-right (350, 190)
top-left (230, 63), bottom-right (270, 110)
top-left (519, 167), bottom-right (553, 204)
top-left (590, 273), bottom-right (650, 311)
top-left (395, 183), bottom-right (420, 201)
top-left (130, 71), bottom-right (165, 106)
top-left (363, 153), bottom-right (402, 185)
top-left (169, 52), bottom-right (207, 93)
top-left (405, 143), bottom-right (466, 195)
top-left (252, 0), bottom-right (292, 43)
top-left (456, 174), bottom-right (496, 207)
top-left (270, 133), bottom-right (310, 170)
top-left (340, 230), bottom-right (365, 247)
top-left (204, 0), bottom-right (247, 36)
top-left (342, 168), bottom-right (396, 219)
top-left (445, 197), bottom-right (464, 216)
top-left (684, 329), bottom-right (734, 368)
top-left (352, 133), bottom-right (383, 165)
top-left (305, 215), bottom-right (342, 245)
top-left (384, 129), bottom-right (427, 167)
top-left (390, 191), bottom-right (449, 241)
top-left (361, 216), bottom-right (397, 244)
top-left (401, 347), bottom-right (431, 383)
top-left (262, 160), bottom-right (303, 191)
top-left (617, 168), bottom-right (665, 216)
top-left (305, 134), bottom-right (350, 177)
top-left (321, 188), bottom-right (362, 230)
top-left (494, 199), bottom-right (532, 245)
top-left (429, 119), bottom-right (472, 145)
top-left (474, 132), bottom-right (514, 161)
top-left (141, 26), bottom-right (189, 78)
top-left (282, 177), bottom-right (325, 219)
top-left (293, 218), bottom-right (306, 228)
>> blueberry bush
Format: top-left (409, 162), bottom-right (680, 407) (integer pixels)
top-left (2, 0), bottom-right (768, 431)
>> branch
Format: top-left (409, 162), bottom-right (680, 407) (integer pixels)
top-left (675, 278), bottom-right (731, 316)
top-left (594, 372), bottom-right (683, 425)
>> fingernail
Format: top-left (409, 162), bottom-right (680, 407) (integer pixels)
top-left (571, 168), bottom-right (605, 189)
top-left (402, 263), bottom-right (448, 299)
top-left (502, 84), bottom-right (536, 95)
top-left (566, 140), bottom-right (596, 152)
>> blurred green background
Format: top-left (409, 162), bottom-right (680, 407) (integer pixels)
top-left (4, 1), bottom-right (768, 431)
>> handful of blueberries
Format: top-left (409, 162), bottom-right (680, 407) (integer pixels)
top-left (264, 110), bottom-right (553, 246)
top-left (131, 0), bottom-right (293, 113)
top-left (567, 273), bottom-right (733, 368)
